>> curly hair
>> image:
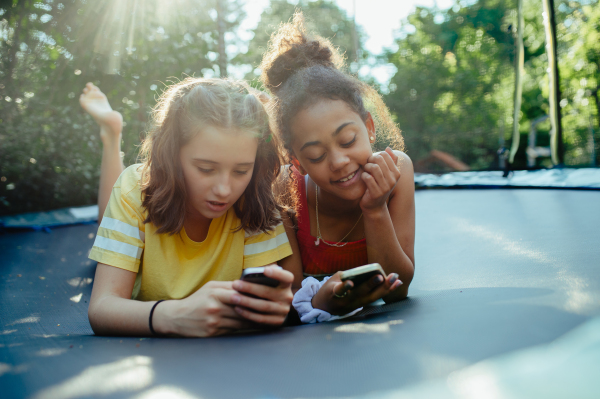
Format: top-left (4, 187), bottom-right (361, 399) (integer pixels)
top-left (260, 11), bottom-right (403, 209)
top-left (139, 77), bottom-right (282, 235)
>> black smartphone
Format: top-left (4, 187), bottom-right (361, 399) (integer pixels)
top-left (241, 267), bottom-right (280, 287)
top-left (340, 263), bottom-right (386, 287)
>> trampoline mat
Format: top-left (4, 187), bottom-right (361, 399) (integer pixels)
top-left (1, 189), bottom-right (600, 399)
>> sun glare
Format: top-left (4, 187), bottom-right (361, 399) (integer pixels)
top-left (84, 0), bottom-right (211, 73)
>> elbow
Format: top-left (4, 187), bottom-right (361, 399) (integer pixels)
top-left (87, 303), bottom-right (102, 335)
top-left (401, 263), bottom-right (415, 297)
top-left (404, 262), bottom-right (415, 287)
top-left (87, 297), bottom-right (108, 336)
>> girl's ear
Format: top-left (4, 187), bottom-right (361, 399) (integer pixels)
top-left (291, 157), bottom-right (307, 175)
top-left (365, 112), bottom-right (376, 143)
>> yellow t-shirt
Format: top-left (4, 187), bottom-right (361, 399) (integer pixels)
top-left (88, 164), bottom-right (292, 301)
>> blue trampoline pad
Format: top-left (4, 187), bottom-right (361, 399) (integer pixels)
top-left (1, 188), bottom-right (599, 399)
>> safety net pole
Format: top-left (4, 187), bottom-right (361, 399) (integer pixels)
top-left (542, 0), bottom-right (564, 165)
top-left (509, 0), bottom-right (525, 165)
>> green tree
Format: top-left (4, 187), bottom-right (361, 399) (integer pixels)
top-left (555, 2), bottom-right (599, 165)
top-left (384, 0), bottom-right (599, 170)
top-left (385, 0), bottom-right (515, 169)
top-left (0, 0), bottom-right (243, 215)
top-left (240, 0), bottom-right (365, 84)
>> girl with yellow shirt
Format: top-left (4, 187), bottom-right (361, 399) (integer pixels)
top-left (81, 78), bottom-right (295, 337)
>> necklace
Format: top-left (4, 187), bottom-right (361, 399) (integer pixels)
top-left (314, 184), bottom-right (363, 247)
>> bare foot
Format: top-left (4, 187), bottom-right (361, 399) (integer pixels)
top-left (79, 83), bottom-right (123, 141)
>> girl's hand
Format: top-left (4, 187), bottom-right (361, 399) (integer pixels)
top-left (311, 272), bottom-right (403, 316)
top-left (360, 147), bottom-right (401, 213)
top-left (231, 265), bottom-right (295, 326)
top-left (154, 281), bottom-right (255, 337)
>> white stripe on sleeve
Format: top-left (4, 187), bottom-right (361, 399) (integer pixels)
top-left (244, 232), bottom-right (288, 256)
top-left (93, 236), bottom-right (143, 260)
top-left (100, 217), bottom-right (142, 241)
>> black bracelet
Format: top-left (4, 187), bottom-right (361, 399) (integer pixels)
top-left (149, 300), bottom-right (165, 336)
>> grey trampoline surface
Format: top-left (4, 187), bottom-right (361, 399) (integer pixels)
top-left (1, 188), bottom-right (600, 399)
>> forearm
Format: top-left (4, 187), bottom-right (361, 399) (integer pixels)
top-left (98, 130), bottom-right (124, 223)
top-left (363, 205), bottom-right (414, 299)
top-left (88, 294), bottom-right (159, 336)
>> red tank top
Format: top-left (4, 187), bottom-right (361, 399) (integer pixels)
top-left (293, 171), bottom-right (368, 277)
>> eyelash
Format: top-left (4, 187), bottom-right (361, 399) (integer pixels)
top-left (341, 136), bottom-right (356, 148)
top-left (307, 136), bottom-right (356, 163)
top-left (308, 154), bottom-right (325, 163)
top-left (198, 167), bottom-right (249, 176)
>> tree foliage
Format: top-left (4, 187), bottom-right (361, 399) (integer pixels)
top-left (384, 0), bottom-right (599, 169)
top-left (238, 0), bottom-right (365, 83)
top-left (0, 0), bottom-right (243, 215)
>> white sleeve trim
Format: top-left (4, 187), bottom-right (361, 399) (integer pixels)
top-left (93, 236), bottom-right (143, 260)
top-left (244, 230), bottom-right (288, 256)
top-left (100, 217), bottom-right (143, 242)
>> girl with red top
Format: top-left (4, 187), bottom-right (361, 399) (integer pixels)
top-left (262, 13), bottom-right (415, 321)
top-left (292, 170), bottom-right (369, 278)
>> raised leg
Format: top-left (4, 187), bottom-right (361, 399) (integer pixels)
top-left (79, 83), bottom-right (124, 224)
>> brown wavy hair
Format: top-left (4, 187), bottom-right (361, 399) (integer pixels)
top-left (139, 78), bottom-right (282, 235)
top-left (260, 12), bottom-right (403, 209)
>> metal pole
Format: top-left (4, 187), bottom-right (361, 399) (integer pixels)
top-left (542, 0), bottom-right (564, 165)
top-left (509, 0), bottom-right (524, 165)
top-left (216, 0), bottom-right (227, 78)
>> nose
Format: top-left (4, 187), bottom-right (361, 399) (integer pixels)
top-left (213, 173), bottom-right (232, 199)
top-left (329, 148), bottom-right (350, 171)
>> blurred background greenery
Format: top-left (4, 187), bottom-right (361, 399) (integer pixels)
top-left (1, 0), bottom-right (598, 215)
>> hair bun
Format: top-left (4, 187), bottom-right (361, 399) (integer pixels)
top-left (261, 12), bottom-right (344, 93)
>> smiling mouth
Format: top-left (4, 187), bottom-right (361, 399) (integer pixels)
top-left (334, 168), bottom-right (359, 183)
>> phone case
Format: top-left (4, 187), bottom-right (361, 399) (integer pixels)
top-left (340, 263), bottom-right (385, 286)
top-left (241, 270), bottom-right (280, 287)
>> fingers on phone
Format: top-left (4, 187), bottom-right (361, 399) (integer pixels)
top-left (234, 306), bottom-right (288, 325)
top-left (234, 294), bottom-right (291, 315)
top-left (363, 275), bottom-right (399, 302)
top-left (196, 297), bottom-right (249, 336)
top-left (371, 274), bottom-right (385, 287)
top-left (263, 265), bottom-right (294, 285)
top-left (383, 273), bottom-right (402, 290)
top-left (392, 279), bottom-right (403, 290)
top-left (347, 275), bottom-right (383, 298)
top-left (233, 280), bottom-right (292, 304)
top-left (206, 293), bottom-right (242, 318)
top-left (334, 280), bottom-right (353, 298)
